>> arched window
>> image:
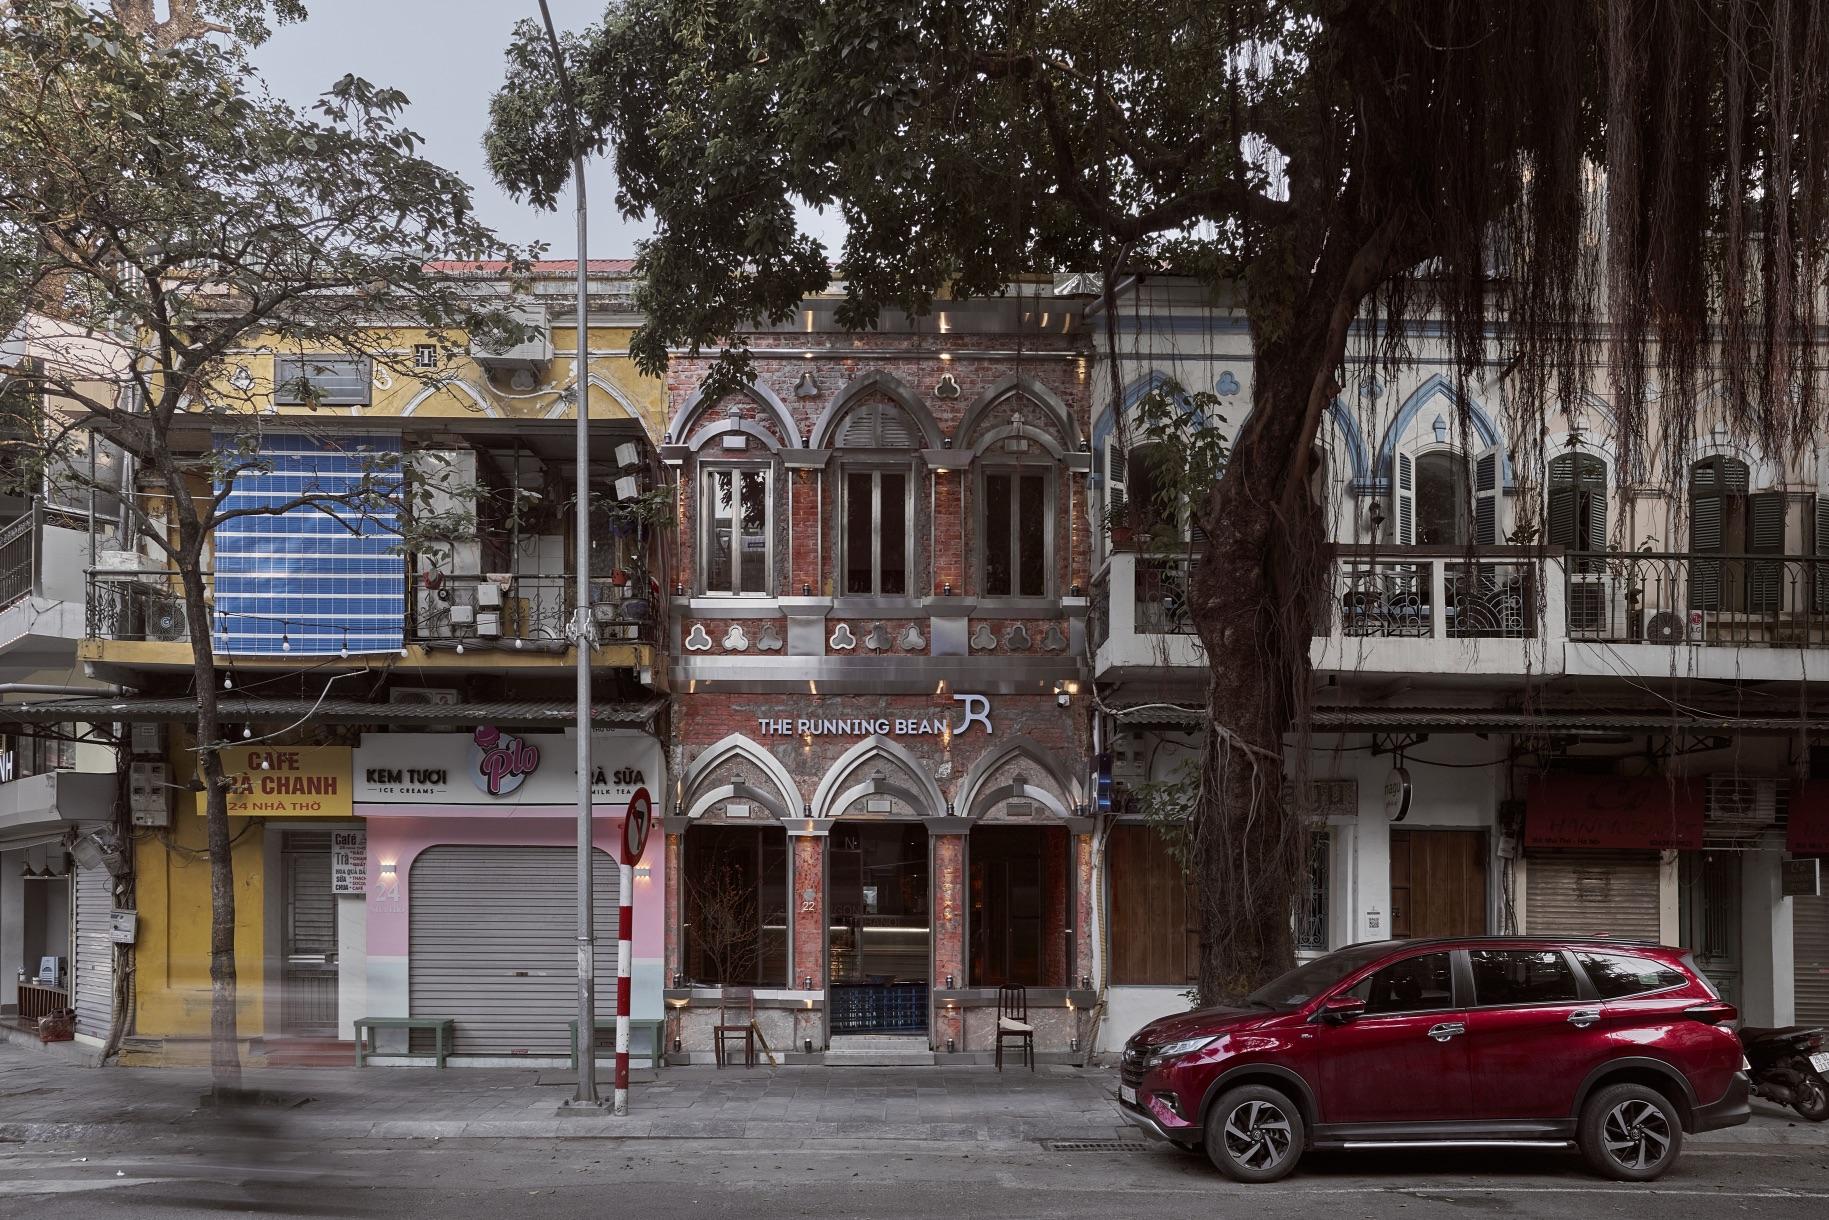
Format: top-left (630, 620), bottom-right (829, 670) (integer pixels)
top-left (1547, 452), bottom-right (1608, 556)
top-left (1413, 450), bottom-right (1471, 545)
top-left (834, 400), bottom-right (918, 596)
top-left (1689, 455), bottom-right (1784, 612)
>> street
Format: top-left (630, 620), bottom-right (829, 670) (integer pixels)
top-left (4, 1129), bottom-right (1829, 1219)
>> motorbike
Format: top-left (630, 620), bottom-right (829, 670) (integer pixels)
top-left (1739, 1025), bottom-right (1829, 1121)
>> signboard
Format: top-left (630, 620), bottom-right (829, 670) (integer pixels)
top-left (1781, 857), bottom-right (1822, 899)
top-left (756, 693), bottom-right (993, 739)
top-left (1788, 781), bottom-right (1829, 855)
top-left (195, 746), bottom-right (353, 818)
top-left (331, 831), bottom-right (367, 894)
top-left (1382, 768), bottom-right (1412, 822)
top-left (623, 787), bottom-right (653, 865)
top-left (0, 750), bottom-right (13, 784)
top-left (355, 730), bottom-right (663, 808)
top-left (1524, 775), bottom-right (1704, 850)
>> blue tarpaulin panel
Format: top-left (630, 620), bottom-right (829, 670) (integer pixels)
top-left (212, 433), bottom-right (404, 656)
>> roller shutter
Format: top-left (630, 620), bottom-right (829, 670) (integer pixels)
top-left (1796, 890), bottom-right (1829, 1026)
top-left (1525, 850), bottom-right (1662, 941)
top-left (409, 845), bottom-right (619, 1057)
top-left (71, 864), bottom-right (114, 1040)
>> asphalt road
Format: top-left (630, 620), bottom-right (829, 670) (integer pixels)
top-left (5, 1131), bottom-right (1829, 1219)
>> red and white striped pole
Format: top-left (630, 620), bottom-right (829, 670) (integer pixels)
top-left (616, 787), bottom-right (653, 1116)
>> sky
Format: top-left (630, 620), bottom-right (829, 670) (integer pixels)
top-left (248, 0), bottom-right (843, 260)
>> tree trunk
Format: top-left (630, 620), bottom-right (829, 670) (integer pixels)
top-left (1185, 320), bottom-right (1339, 1006)
top-left (178, 556), bottom-right (240, 1096)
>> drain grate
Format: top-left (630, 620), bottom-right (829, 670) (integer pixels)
top-left (1045, 1139), bottom-right (1150, 1153)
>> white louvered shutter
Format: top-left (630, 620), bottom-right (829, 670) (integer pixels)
top-left (1395, 452), bottom-right (1415, 545)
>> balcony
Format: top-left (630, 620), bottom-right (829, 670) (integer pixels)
top-left (0, 506), bottom-right (92, 662)
top-left (82, 566), bottom-right (658, 674)
top-left (1093, 547), bottom-right (1829, 687)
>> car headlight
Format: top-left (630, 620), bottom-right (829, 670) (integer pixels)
top-left (1145, 1036), bottom-right (1218, 1067)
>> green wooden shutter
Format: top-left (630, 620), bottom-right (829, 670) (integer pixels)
top-left (1815, 496), bottom-right (1829, 611)
top-left (1473, 446), bottom-right (1502, 545)
top-left (1747, 491), bottom-right (1786, 612)
top-left (1395, 453), bottom-right (1414, 545)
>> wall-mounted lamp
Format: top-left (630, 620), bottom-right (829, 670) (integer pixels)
top-left (803, 1037), bottom-right (814, 1055)
top-left (803, 975), bottom-right (813, 989)
top-left (945, 973), bottom-right (955, 990)
top-left (634, 865), bottom-right (653, 880)
top-left (942, 582), bottom-right (953, 597)
top-left (947, 1037), bottom-right (956, 1054)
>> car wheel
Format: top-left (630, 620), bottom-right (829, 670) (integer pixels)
top-left (1203, 1084), bottom-right (1305, 1183)
top-left (1578, 1083), bottom-right (1684, 1181)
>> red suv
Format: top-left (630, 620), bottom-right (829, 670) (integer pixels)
top-left (1119, 937), bottom-right (1748, 1182)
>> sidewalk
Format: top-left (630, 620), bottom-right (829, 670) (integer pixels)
top-left (2, 1041), bottom-right (1824, 1147)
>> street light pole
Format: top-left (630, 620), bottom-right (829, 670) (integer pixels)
top-left (535, 0), bottom-right (603, 1112)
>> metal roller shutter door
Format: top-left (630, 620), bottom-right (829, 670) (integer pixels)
top-left (71, 864), bottom-right (114, 1040)
top-left (1525, 850), bottom-right (1662, 941)
top-left (1796, 890), bottom-right (1829, 1026)
top-left (409, 845), bottom-right (619, 1057)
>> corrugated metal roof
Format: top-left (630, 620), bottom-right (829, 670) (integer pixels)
top-left (0, 696), bottom-right (666, 727)
top-left (1111, 703), bottom-right (1829, 734)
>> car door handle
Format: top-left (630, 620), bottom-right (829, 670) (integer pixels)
top-left (1427, 1021), bottom-right (1466, 1042)
top-left (1567, 1009), bottom-right (1601, 1028)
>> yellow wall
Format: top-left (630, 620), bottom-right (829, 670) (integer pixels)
top-left (206, 322), bottom-right (666, 439)
top-left (130, 733), bottom-right (268, 1045)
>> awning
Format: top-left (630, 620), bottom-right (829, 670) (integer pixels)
top-left (0, 695), bottom-right (666, 728)
top-left (1109, 703), bottom-right (1829, 734)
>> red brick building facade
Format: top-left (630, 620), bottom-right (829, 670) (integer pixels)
top-left (658, 296), bottom-right (1099, 1061)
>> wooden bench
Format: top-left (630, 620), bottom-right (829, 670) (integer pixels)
top-left (568, 1017), bottom-right (667, 1071)
top-left (354, 1016), bottom-right (454, 1068)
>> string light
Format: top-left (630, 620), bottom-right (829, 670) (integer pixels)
top-left (455, 642), bottom-right (465, 655)
top-left (222, 673), bottom-right (233, 690)
top-left (241, 725), bottom-right (252, 739)
top-left (281, 633), bottom-right (292, 652)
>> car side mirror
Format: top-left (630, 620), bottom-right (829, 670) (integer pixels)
top-left (1317, 995), bottom-right (1366, 1025)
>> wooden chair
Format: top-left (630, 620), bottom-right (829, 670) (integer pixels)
top-left (995, 985), bottom-right (1034, 1072)
top-left (713, 986), bottom-right (756, 1068)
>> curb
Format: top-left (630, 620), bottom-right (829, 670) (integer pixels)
top-left (3, 1116), bottom-right (1823, 1147)
top-left (0, 1117), bottom-right (1130, 1145)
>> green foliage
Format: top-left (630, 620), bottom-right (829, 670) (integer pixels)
top-left (488, 1), bottom-right (1281, 387)
top-left (1111, 379), bottom-right (1230, 552)
top-left (0, 0), bottom-right (523, 541)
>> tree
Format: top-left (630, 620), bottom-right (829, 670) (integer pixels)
top-left (0, 0), bottom-right (515, 1093)
top-left (488, 0), bottom-right (1829, 1004)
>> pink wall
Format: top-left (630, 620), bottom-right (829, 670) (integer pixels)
top-left (362, 806), bottom-right (665, 960)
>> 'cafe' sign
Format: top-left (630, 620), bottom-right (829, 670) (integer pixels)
top-left (196, 746), bottom-right (353, 818)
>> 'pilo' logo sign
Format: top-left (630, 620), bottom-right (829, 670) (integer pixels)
top-left (470, 725), bottom-right (540, 797)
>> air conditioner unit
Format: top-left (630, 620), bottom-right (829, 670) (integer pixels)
top-left (1640, 607), bottom-right (1704, 645)
top-left (137, 590), bottom-right (186, 642)
top-left (389, 687), bottom-right (460, 707)
top-left (469, 303), bottom-right (551, 370)
top-left (1704, 774), bottom-right (1786, 839)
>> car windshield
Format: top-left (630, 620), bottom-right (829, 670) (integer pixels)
top-left (1243, 944), bottom-right (1393, 1009)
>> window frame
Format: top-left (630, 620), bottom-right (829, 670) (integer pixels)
top-left (1464, 947), bottom-right (1590, 1010)
top-left (273, 354), bottom-right (372, 406)
top-left (1572, 951), bottom-right (1689, 1001)
top-left (697, 461), bottom-right (776, 597)
top-left (977, 462), bottom-right (1056, 600)
top-left (1341, 949), bottom-right (1459, 1018)
top-left (838, 462), bottom-right (916, 597)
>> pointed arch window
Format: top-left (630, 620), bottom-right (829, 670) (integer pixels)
top-left (1548, 452), bottom-right (1608, 562)
top-left (1413, 450), bottom-right (1471, 545)
top-left (834, 401), bottom-right (917, 596)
